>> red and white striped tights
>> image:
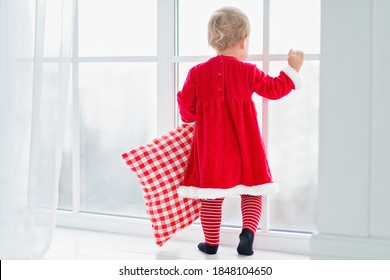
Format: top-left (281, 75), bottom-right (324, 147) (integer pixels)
top-left (200, 195), bottom-right (262, 246)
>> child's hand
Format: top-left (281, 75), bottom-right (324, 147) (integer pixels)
top-left (288, 49), bottom-right (304, 73)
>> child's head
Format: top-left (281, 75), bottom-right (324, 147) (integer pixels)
top-left (208, 7), bottom-right (250, 52)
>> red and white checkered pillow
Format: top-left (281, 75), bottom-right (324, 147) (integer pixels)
top-left (122, 123), bottom-right (200, 246)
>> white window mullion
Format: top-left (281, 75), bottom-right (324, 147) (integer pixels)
top-left (261, 0), bottom-right (271, 233)
top-left (172, 54), bottom-right (264, 63)
top-left (268, 53), bottom-right (320, 61)
top-left (72, 0), bottom-right (80, 214)
top-left (157, 0), bottom-right (175, 135)
top-left (18, 54), bottom-right (319, 64)
top-left (75, 56), bottom-right (157, 63)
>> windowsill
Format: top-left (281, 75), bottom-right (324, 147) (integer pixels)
top-left (55, 210), bottom-right (311, 256)
top-left (46, 226), bottom-right (309, 260)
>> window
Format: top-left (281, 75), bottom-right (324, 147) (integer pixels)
top-left (58, 0), bottom-right (157, 218)
top-left (58, 0), bottom-right (320, 236)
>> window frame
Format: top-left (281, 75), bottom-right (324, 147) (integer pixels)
top-left (56, 0), bottom-right (319, 255)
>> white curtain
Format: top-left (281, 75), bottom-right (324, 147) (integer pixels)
top-left (0, 0), bottom-right (74, 259)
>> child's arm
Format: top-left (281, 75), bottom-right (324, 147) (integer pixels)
top-left (177, 68), bottom-right (197, 123)
top-left (251, 49), bottom-right (304, 100)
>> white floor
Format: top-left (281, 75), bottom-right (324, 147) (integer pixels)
top-left (45, 227), bottom-right (309, 260)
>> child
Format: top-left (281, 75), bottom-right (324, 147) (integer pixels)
top-left (177, 7), bottom-right (304, 255)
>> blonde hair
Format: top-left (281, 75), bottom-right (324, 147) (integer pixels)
top-left (208, 7), bottom-right (250, 52)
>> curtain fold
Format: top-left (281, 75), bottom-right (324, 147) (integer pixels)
top-left (0, 0), bottom-right (74, 259)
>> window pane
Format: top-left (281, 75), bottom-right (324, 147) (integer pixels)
top-left (79, 63), bottom-right (157, 216)
top-left (79, 0), bottom-right (157, 56)
top-left (269, 0), bottom-right (320, 54)
top-left (268, 61), bottom-right (319, 231)
top-left (44, 0), bottom-right (62, 57)
top-left (178, 0), bottom-right (263, 56)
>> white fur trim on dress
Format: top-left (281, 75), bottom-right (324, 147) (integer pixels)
top-left (282, 65), bottom-right (302, 89)
top-left (177, 183), bottom-right (279, 199)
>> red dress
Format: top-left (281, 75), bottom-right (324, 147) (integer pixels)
top-left (177, 55), bottom-right (300, 199)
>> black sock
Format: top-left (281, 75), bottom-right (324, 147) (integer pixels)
top-left (237, 228), bottom-right (254, 256)
top-left (198, 242), bottom-right (219, 255)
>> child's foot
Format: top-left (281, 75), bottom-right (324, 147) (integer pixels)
top-left (198, 242), bottom-right (219, 254)
top-left (237, 229), bottom-right (254, 256)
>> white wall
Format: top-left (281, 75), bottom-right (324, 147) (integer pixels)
top-left (311, 0), bottom-right (390, 259)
